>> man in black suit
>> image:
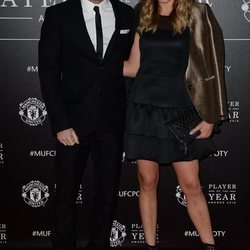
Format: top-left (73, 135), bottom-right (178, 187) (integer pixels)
top-left (38, 0), bottom-right (134, 249)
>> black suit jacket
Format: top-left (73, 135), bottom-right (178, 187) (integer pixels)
top-left (38, 0), bottom-right (135, 136)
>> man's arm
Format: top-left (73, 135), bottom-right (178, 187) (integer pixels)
top-left (123, 5), bottom-right (136, 60)
top-left (123, 32), bottom-right (140, 78)
top-left (38, 7), bottom-right (70, 135)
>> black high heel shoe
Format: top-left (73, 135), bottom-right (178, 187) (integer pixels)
top-left (145, 243), bottom-right (158, 250)
top-left (203, 243), bottom-right (219, 250)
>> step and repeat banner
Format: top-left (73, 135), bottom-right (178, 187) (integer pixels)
top-left (0, 0), bottom-right (250, 249)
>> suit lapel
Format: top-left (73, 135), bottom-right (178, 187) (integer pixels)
top-left (102, 0), bottom-right (121, 63)
top-left (69, 0), bottom-right (99, 63)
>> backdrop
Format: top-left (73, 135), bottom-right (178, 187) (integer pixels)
top-left (0, 0), bottom-right (250, 249)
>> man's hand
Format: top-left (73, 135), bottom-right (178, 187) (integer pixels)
top-left (57, 128), bottom-right (80, 146)
top-left (190, 121), bottom-right (214, 139)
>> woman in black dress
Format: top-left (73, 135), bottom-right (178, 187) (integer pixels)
top-left (123, 0), bottom-right (228, 249)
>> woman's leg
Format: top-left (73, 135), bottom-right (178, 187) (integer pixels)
top-left (172, 160), bottom-right (215, 245)
top-left (137, 159), bottom-right (159, 246)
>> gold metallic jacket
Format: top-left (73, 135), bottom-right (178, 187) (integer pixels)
top-left (185, 3), bottom-right (228, 123)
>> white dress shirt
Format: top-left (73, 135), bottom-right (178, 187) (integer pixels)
top-left (81, 0), bottom-right (116, 57)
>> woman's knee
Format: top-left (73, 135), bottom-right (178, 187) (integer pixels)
top-left (139, 174), bottom-right (159, 191)
top-left (180, 180), bottom-right (202, 197)
top-left (137, 160), bottom-right (159, 192)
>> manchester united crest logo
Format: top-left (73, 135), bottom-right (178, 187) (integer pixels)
top-left (176, 185), bottom-right (187, 207)
top-left (242, 0), bottom-right (250, 22)
top-left (110, 220), bottom-right (126, 247)
top-left (19, 98), bottom-right (47, 126)
top-left (22, 181), bottom-right (49, 207)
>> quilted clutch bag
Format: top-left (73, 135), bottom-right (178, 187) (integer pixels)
top-left (166, 106), bottom-right (202, 155)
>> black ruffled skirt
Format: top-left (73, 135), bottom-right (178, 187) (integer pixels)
top-left (124, 102), bottom-right (217, 165)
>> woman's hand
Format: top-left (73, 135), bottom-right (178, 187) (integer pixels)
top-left (190, 121), bottom-right (214, 139)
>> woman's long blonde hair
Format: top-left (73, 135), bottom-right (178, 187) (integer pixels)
top-left (137, 0), bottom-right (196, 34)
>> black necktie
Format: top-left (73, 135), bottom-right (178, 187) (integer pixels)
top-left (93, 6), bottom-right (103, 61)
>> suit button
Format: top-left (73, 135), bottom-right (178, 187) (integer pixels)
top-left (100, 66), bottom-right (105, 70)
top-left (97, 87), bottom-right (101, 91)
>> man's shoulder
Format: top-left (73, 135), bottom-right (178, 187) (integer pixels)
top-left (113, 0), bottom-right (134, 14)
top-left (45, 0), bottom-right (70, 15)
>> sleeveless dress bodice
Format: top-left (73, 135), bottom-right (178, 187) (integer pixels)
top-left (129, 16), bottom-right (193, 107)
